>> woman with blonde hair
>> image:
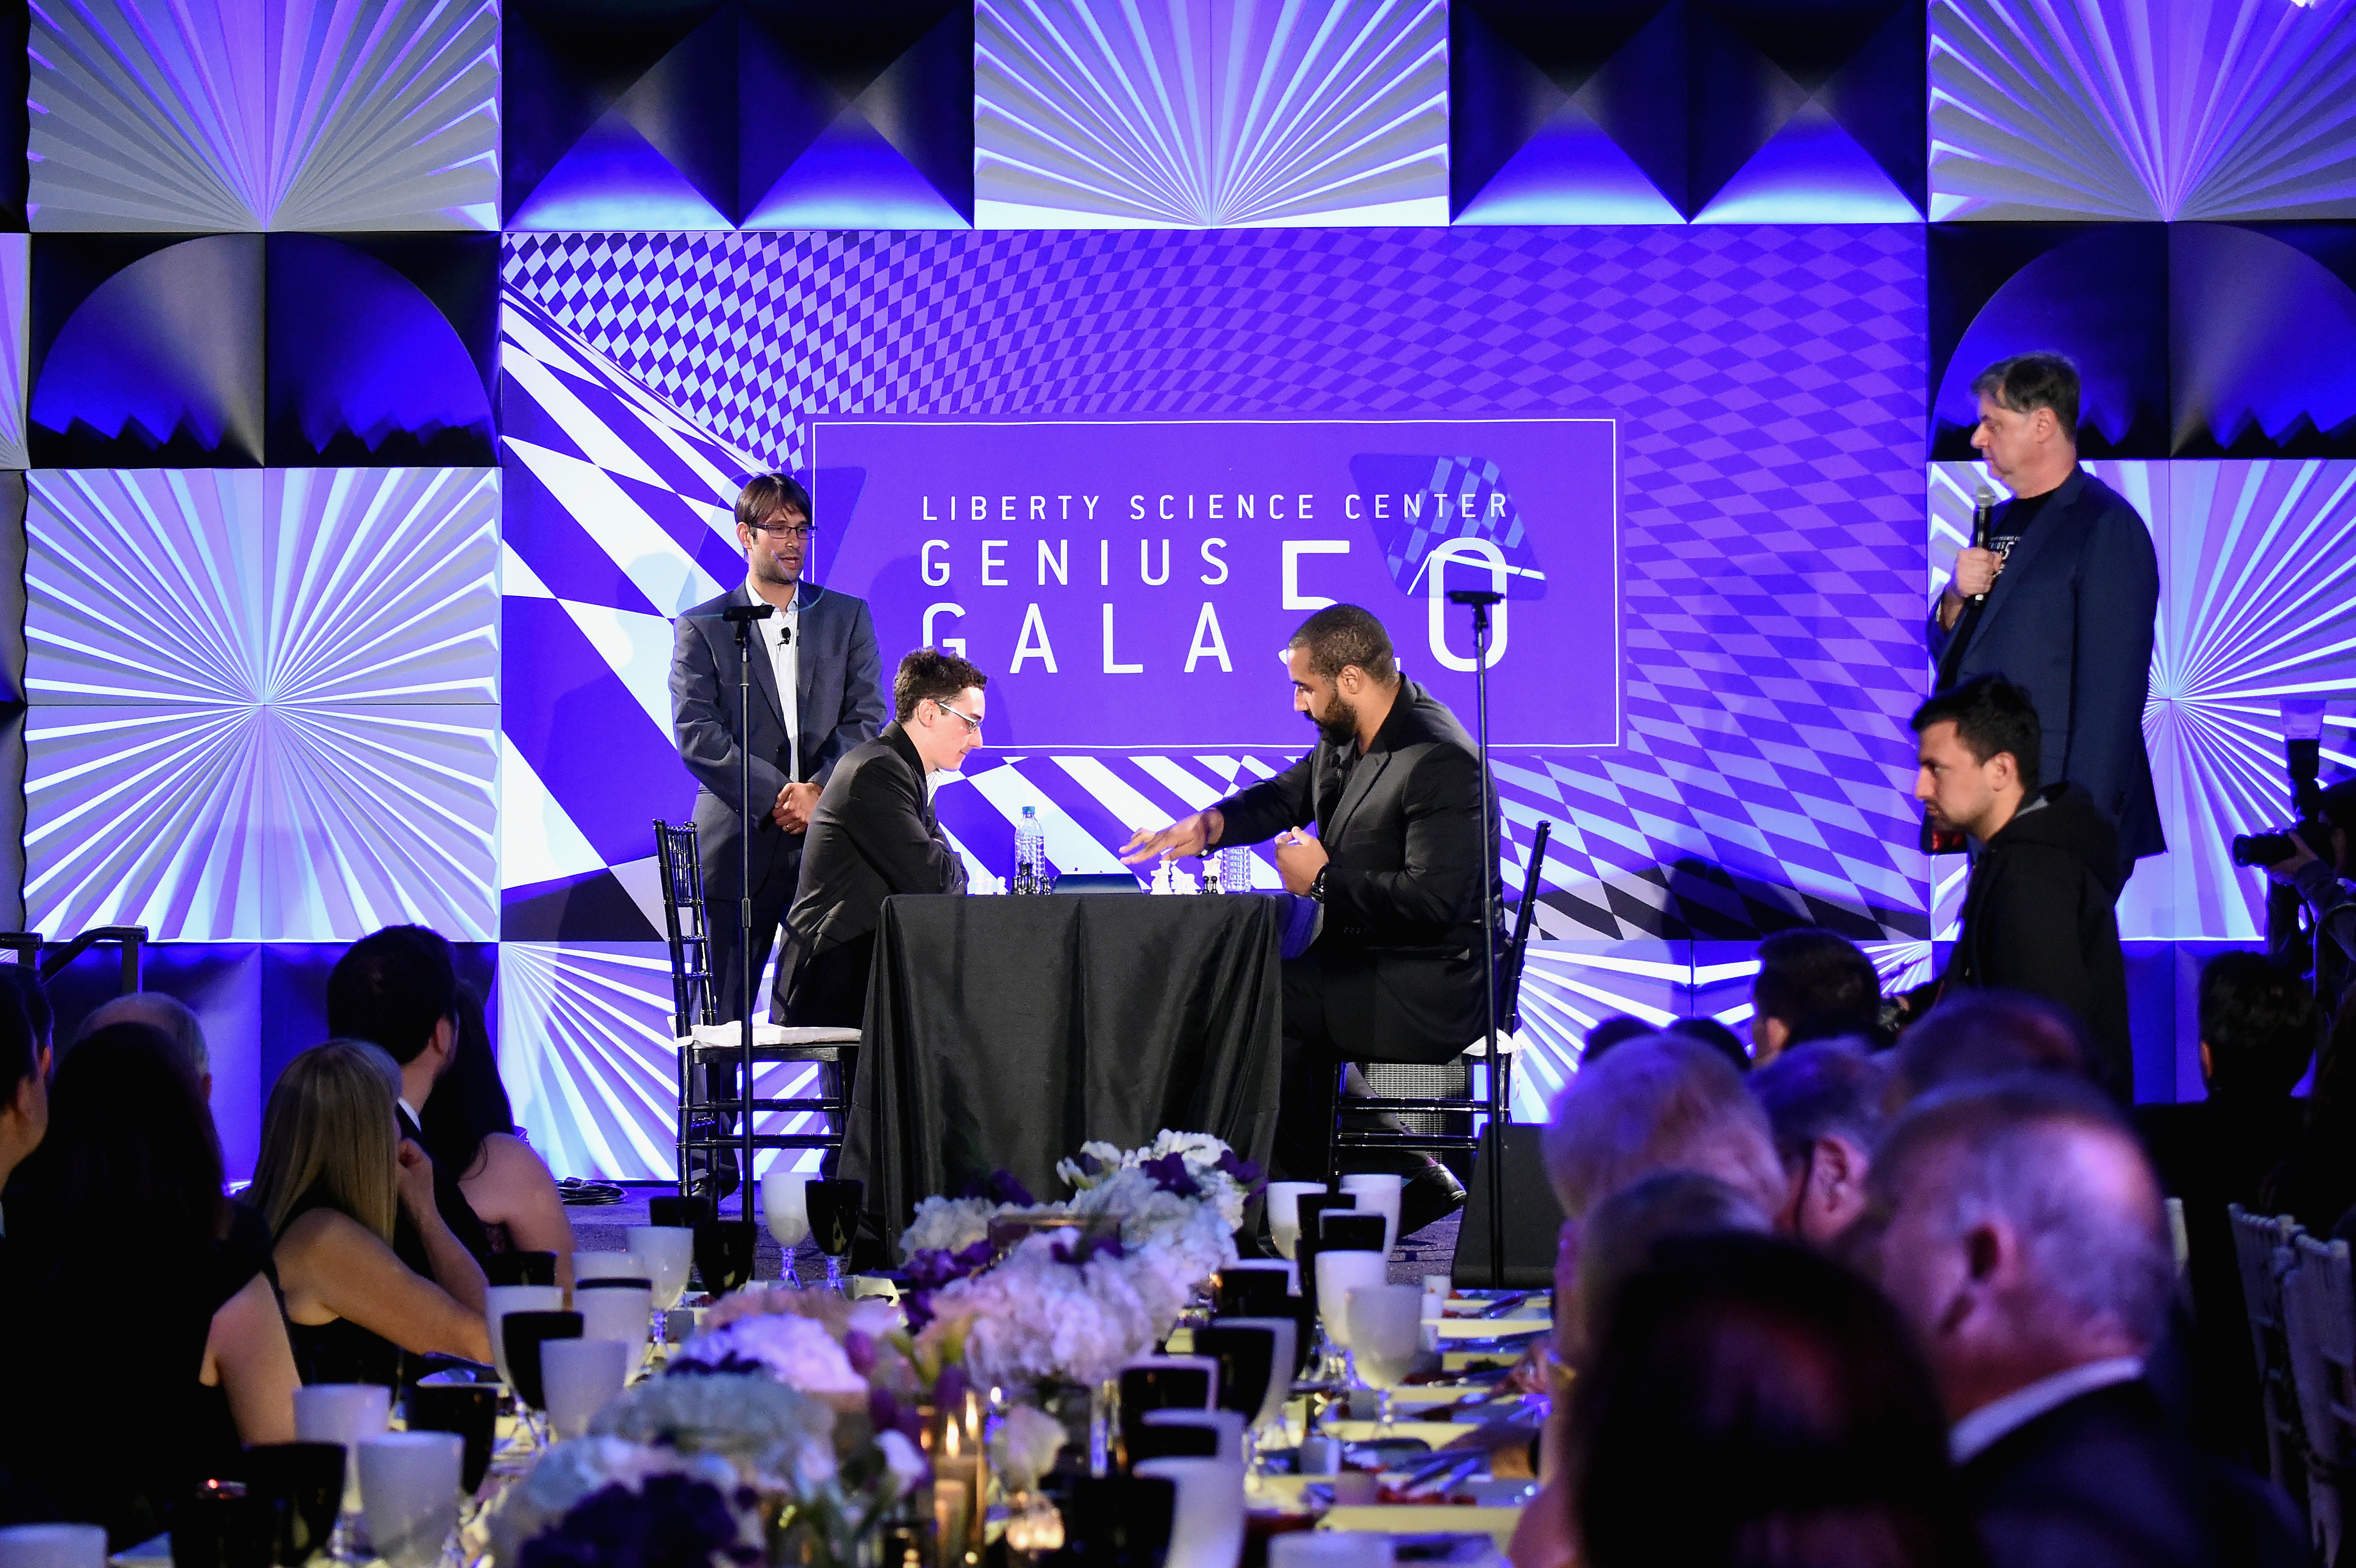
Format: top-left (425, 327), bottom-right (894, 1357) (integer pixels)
top-left (250, 1039), bottom-right (492, 1381)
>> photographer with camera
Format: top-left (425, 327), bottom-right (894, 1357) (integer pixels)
top-left (2251, 778), bottom-right (2356, 1020)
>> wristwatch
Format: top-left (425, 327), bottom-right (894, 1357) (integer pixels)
top-left (1309, 865), bottom-right (1330, 904)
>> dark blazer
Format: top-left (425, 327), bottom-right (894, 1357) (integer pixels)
top-left (395, 1102), bottom-right (492, 1269)
top-left (1930, 466), bottom-right (2163, 867)
top-left (1214, 680), bottom-right (1494, 1064)
top-left (669, 579), bottom-right (886, 901)
top-left (780, 723), bottom-right (968, 1026)
top-left (1959, 1379), bottom-right (2302, 1568)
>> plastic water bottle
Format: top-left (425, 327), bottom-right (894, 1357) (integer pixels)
top-left (1219, 845), bottom-right (1254, 893)
top-left (1014, 806), bottom-right (1046, 895)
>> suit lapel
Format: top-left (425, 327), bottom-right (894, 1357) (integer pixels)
top-left (794, 583), bottom-right (819, 725)
top-left (1325, 743), bottom-right (1392, 845)
top-left (1971, 468), bottom-right (2085, 642)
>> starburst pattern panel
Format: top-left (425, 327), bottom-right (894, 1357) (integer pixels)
top-left (22, 468), bottom-right (500, 940)
top-left (976, 0), bottom-right (1448, 228)
top-left (1930, 0), bottom-right (2356, 222)
top-left (506, 225), bottom-right (1931, 941)
top-left (1932, 459), bottom-right (2356, 942)
top-left (28, 0), bottom-right (500, 230)
top-left (0, 236), bottom-right (25, 468)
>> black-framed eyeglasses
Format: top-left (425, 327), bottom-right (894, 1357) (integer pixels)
top-left (932, 698), bottom-right (982, 736)
top-left (749, 519), bottom-right (815, 542)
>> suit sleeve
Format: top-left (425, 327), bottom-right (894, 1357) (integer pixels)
top-left (811, 599), bottom-right (887, 788)
top-left (1322, 746), bottom-right (1484, 936)
top-left (1973, 848), bottom-right (2102, 1026)
top-left (840, 761), bottom-right (966, 897)
top-left (1927, 594), bottom-right (1955, 666)
top-left (1214, 752), bottom-right (1317, 847)
top-left (2062, 504), bottom-right (2159, 821)
top-left (671, 615), bottom-right (789, 812)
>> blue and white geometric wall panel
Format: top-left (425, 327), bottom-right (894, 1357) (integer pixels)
top-left (1930, 0), bottom-right (2356, 222)
top-left (1934, 459), bottom-right (2356, 943)
top-left (26, 468), bottom-right (499, 707)
top-left (28, 0), bottom-right (499, 230)
top-left (24, 700), bottom-right (498, 942)
top-left (260, 0), bottom-right (502, 230)
top-left (22, 468), bottom-right (499, 942)
top-left (0, 234), bottom-right (25, 469)
top-left (498, 941), bottom-right (680, 1181)
top-left (976, 0), bottom-right (1449, 229)
top-left (499, 293), bottom-right (762, 938)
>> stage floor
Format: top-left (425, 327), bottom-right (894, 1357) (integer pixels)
top-left (571, 1185), bottom-right (1462, 1287)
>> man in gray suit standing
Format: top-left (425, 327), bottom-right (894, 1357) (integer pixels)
top-left (670, 473), bottom-right (885, 1193)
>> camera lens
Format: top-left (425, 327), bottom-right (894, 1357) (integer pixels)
top-left (2232, 832), bottom-right (2298, 868)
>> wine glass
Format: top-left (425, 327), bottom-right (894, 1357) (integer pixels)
top-left (404, 1383), bottom-right (498, 1497)
top-left (625, 1225), bottom-right (695, 1344)
top-left (762, 1167), bottom-right (813, 1285)
top-left (1212, 1260), bottom-right (1295, 1319)
top-left (1196, 1317), bottom-right (1295, 1483)
top-left (357, 1432), bottom-right (463, 1568)
top-left (1130, 1457), bottom-right (1246, 1568)
top-left (541, 1338), bottom-right (630, 1440)
top-left (1346, 1285), bottom-right (1425, 1436)
top-left (570, 1251), bottom-right (646, 1282)
top-left (573, 1278), bottom-right (655, 1375)
top-left (1312, 1249), bottom-right (1387, 1386)
top-left (692, 1220), bottom-right (756, 1296)
top-left (803, 1179), bottom-right (862, 1292)
top-left (1263, 1182), bottom-right (1324, 1260)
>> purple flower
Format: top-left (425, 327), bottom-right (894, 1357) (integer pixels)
top-left (953, 1169), bottom-right (1037, 1207)
top-left (1216, 1149), bottom-right (1266, 1194)
top-left (903, 1238), bottom-right (996, 1332)
top-left (1139, 1153), bottom-right (1202, 1199)
top-left (519, 1475), bottom-right (755, 1568)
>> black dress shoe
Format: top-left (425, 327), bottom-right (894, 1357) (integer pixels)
top-left (1398, 1159), bottom-right (1467, 1240)
top-left (688, 1165), bottom-right (741, 1204)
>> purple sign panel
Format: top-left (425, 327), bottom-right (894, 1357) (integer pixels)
top-left (810, 418), bottom-right (1618, 750)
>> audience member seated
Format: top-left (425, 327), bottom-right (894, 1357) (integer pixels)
top-left (1, 1024), bottom-right (297, 1546)
top-left (75, 991), bottom-right (212, 1097)
top-left (249, 1040), bottom-right (492, 1383)
top-left (2135, 952), bottom-right (2314, 1470)
top-left (327, 926), bottom-right (495, 1267)
top-left (420, 982), bottom-right (574, 1284)
top-left (1566, 1170), bottom-right (1770, 1368)
top-left (1751, 928), bottom-right (1887, 1062)
top-left (1664, 1016), bottom-right (1752, 1073)
top-left (1862, 1073), bottom-right (2302, 1568)
top-left (2261, 979), bottom-right (2356, 1235)
top-left (1568, 1232), bottom-right (1977, 1568)
top-left (1750, 1039), bottom-right (1884, 1248)
top-left (1884, 990), bottom-right (2087, 1110)
top-left (1508, 1038), bottom-right (1792, 1568)
top-left (1577, 1014), bottom-right (1658, 1067)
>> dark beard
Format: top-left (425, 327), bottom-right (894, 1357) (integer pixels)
top-left (1309, 695), bottom-right (1358, 750)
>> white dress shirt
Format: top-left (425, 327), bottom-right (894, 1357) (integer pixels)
top-left (752, 579), bottom-right (801, 783)
top-left (1949, 1356), bottom-right (2144, 1463)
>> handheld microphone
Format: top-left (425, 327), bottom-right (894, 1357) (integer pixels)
top-left (1969, 483), bottom-right (1997, 604)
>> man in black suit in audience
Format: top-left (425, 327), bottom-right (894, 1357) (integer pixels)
top-left (327, 925), bottom-right (494, 1269)
top-left (2135, 952), bottom-right (2317, 1471)
top-left (778, 649), bottom-right (982, 1028)
top-left (671, 473), bottom-right (886, 1193)
top-left (1862, 1073), bottom-right (2302, 1568)
top-left (1122, 604), bottom-right (1490, 1229)
top-left (1930, 351), bottom-right (2163, 881)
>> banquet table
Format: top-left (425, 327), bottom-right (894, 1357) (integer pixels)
top-left (841, 891), bottom-right (1286, 1260)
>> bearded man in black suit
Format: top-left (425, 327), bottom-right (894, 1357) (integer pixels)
top-left (1124, 604), bottom-right (1491, 1230)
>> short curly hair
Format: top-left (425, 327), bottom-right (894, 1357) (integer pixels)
top-left (893, 648), bottom-right (988, 723)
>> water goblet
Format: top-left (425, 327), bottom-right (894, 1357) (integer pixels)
top-left (762, 1167), bottom-right (813, 1284)
top-left (483, 1251), bottom-right (558, 1288)
top-left (574, 1277), bottom-right (655, 1374)
top-left (625, 1225), bottom-right (695, 1340)
top-left (693, 1219), bottom-right (757, 1295)
top-left (1312, 1249), bottom-right (1387, 1386)
top-left (569, 1251), bottom-right (645, 1282)
top-left (1263, 1182), bottom-right (1325, 1260)
top-left (647, 1195), bottom-right (714, 1230)
top-left (1212, 1259), bottom-right (1295, 1319)
top-left (1338, 1173), bottom-right (1405, 1255)
top-left (542, 1338), bottom-right (630, 1440)
top-left (1196, 1316), bottom-right (1295, 1480)
top-left (1138, 1408), bottom-right (1244, 1462)
top-left (404, 1383), bottom-right (498, 1496)
top-left (803, 1179), bottom-right (862, 1292)
top-left (1130, 1457), bottom-right (1246, 1568)
top-left (292, 1382), bottom-right (389, 1556)
top-left (1346, 1284), bottom-right (1426, 1436)
top-left (241, 1442), bottom-right (345, 1566)
top-left (500, 1310), bottom-right (583, 1446)
top-left (357, 1432), bottom-right (463, 1568)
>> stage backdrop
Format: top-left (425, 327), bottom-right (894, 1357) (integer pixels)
top-left (4, 0), bottom-right (2353, 1180)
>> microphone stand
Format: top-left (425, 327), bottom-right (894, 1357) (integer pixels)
top-left (720, 600), bottom-right (774, 1235)
top-left (1447, 587), bottom-right (1507, 1288)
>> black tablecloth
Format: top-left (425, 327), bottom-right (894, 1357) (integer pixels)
top-left (841, 892), bottom-right (1285, 1262)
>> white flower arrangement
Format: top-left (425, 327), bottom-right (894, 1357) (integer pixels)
top-left (488, 1436), bottom-right (762, 1565)
top-left (672, 1312), bottom-right (870, 1402)
top-left (898, 1194), bottom-right (1013, 1255)
top-left (988, 1404), bottom-right (1068, 1494)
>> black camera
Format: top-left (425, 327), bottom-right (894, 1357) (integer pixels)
top-left (2232, 825), bottom-right (2321, 868)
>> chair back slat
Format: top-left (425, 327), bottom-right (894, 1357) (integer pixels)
top-left (2230, 1205), bottom-right (2313, 1511)
top-left (1500, 821), bottom-right (1552, 1036)
top-left (2287, 1232), bottom-right (2356, 1563)
top-left (652, 821), bottom-right (718, 1035)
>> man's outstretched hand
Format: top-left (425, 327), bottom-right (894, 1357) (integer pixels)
top-left (1120, 809), bottom-right (1224, 865)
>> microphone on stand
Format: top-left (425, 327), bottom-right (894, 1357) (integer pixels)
top-left (1969, 483), bottom-right (1997, 604)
